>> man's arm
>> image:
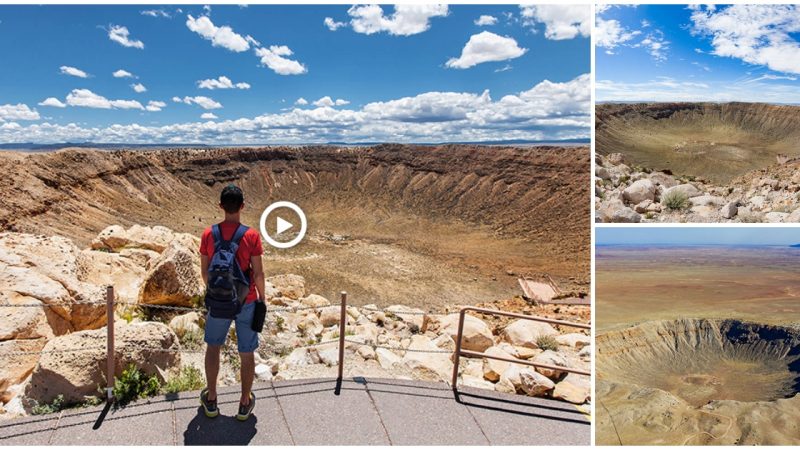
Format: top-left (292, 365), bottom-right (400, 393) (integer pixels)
top-left (200, 255), bottom-right (209, 286)
top-left (250, 255), bottom-right (266, 301)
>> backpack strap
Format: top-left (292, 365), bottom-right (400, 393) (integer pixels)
top-left (231, 224), bottom-right (249, 245)
top-left (211, 224), bottom-right (223, 244)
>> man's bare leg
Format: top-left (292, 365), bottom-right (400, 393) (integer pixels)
top-left (239, 352), bottom-right (255, 405)
top-left (205, 345), bottom-right (222, 401)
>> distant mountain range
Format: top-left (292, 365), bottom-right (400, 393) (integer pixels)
top-left (0, 138), bottom-right (589, 151)
top-left (790, 244), bottom-right (800, 248)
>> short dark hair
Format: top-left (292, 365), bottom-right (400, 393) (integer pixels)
top-left (220, 184), bottom-right (244, 214)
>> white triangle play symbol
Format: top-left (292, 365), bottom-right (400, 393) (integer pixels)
top-left (276, 216), bottom-right (293, 234)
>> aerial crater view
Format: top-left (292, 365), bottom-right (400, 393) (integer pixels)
top-left (596, 228), bottom-right (800, 445)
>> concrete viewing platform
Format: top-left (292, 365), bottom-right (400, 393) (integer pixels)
top-left (0, 377), bottom-right (591, 446)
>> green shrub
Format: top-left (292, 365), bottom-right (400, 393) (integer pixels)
top-left (536, 335), bottom-right (559, 352)
top-left (164, 366), bottom-right (205, 394)
top-left (118, 305), bottom-right (144, 324)
top-left (31, 394), bottom-right (66, 415)
top-left (180, 328), bottom-right (204, 350)
top-left (275, 315), bottom-right (286, 331)
top-left (662, 190), bottom-right (690, 210)
top-left (113, 364), bottom-right (161, 406)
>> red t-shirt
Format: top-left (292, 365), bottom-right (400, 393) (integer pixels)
top-left (200, 221), bottom-right (263, 303)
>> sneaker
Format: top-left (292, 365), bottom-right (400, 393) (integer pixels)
top-left (236, 392), bottom-right (256, 421)
top-left (200, 388), bottom-right (219, 418)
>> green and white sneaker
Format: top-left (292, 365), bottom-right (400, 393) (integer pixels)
top-left (200, 388), bottom-right (219, 418)
top-left (236, 392), bottom-right (256, 421)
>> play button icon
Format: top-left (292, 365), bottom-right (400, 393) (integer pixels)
top-left (259, 201), bottom-right (307, 249)
top-left (276, 216), bottom-right (293, 235)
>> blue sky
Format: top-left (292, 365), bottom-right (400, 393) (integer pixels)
top-left (596, 4), bottom-right (800, 103)
top-left (0, 4), bottom-right (590, 144)
top-left (597, 227), bottom-right (800, 246)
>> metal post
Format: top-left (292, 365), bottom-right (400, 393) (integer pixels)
top-left (337, 292), bottom-right (347, 381)
top-left (450, 309), bottom-right (466, 390)
top-left (106, 286), bottom-right (115, 403)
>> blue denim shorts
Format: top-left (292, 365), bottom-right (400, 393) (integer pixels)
top-left (204, 302), bottom-right (259, 353)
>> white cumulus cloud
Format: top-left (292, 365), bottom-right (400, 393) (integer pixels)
top-left (255, 46), bottom-right (307, 75)
top-left (0, 103), bottom-right (40, 121)
top-left (65, 89), bottom-right (144, 110)
top-left (197, 76), bottom-right (250, 90)
top-left (113, 69), bottom-right (135, 78)
top-left (131, 83), bottom-right (147, 93)
top-left (595, 17), bottom-right (640, 52)
top-left (141, 9), bottom-right (171, 18)
top-left (108, 25), bottom-right (145, 49)
top-left (324, 17), bottom-right (346, 31)
top-left (446, 31), bottom-right (527, 69)
top-left (475, 15), bottom-right (498, 26)
top-left (1, 75), bottom-right (591, 144)
top-left (520, 5), bottom-right (591, 40)
top-left (295, 98), bottom-right (308, 105)
top-left (173, 95), bottom-right (222, 110)
top-left (312, 96), bottom-right (350, 107)
top-left (186, 15), bottom-right (251, 52)
top-left (60, 66), bottom-right (89, 78)
top-left (691, 4), bottom-right (800, 75)
top-left (201, 112), bottom-right (218, 120)
top-left (38, 98), bottom-right (67, 108)
top-left (146, 101), bottom-right (167, 112)
top-left (347, 4), bottom-right (448, 36)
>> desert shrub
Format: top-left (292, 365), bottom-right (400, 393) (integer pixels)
top-left (164, 366), bottom-right (205, 394)
top-left (536, 335), bottom-right (559, 352)
top-left (644, 212), bottom-right (655, 220)
top-left (739, 213), bottom-right (762, 223)
top-left (118, 305), bottom-right (144, 324)
top-left (113, 364), bottom-right (161, 406)
top-left (31, 394), bottom-right (66, 415)
top-left (662, 190), bottom-right (690, 210)
top-left (180, 328), bottom-right (204, 351)
top-left (275, 315), bottom-right (286, 331)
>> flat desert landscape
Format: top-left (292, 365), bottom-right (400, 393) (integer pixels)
top-left (597, 245), bottom-right (800, 331)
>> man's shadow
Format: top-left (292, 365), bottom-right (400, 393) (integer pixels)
top-left (183, 407), bottom-right (257, 445)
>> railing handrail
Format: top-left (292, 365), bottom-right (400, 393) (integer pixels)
top-left (458, 306), bottom-right (591, 330)
top-left (451, 306), bottom-right (591, 389)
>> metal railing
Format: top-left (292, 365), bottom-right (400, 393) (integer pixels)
top-left (1, 287), bottom-right (592, 403)
top-left (450, 306), bottom-right (591, 390)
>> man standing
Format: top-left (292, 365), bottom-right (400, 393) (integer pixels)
top-left (199, 184), bottom-right (265, 421)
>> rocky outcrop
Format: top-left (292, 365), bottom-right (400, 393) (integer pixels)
top-left (92, 225), bottom-right (177, 253)
top-left (0, 233), bottom-right (106, 333)
top-left (26, 321), bottom-right (180, 404)
top-left (437, 313), bottom-right (494, 352)
top-left (138, 237), bottom-right (203, 307)
top-left (501, 319), bottom-right (558, 348)
top-left (595, 153), bottom-right (800, 223)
